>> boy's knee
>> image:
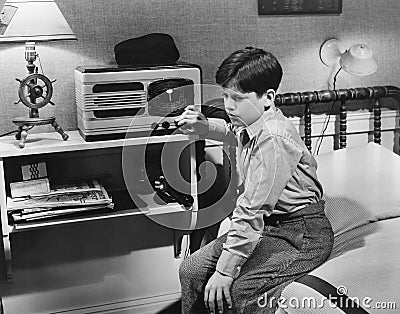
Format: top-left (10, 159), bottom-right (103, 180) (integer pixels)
top-left (179, 254), bottom-right (197, 282)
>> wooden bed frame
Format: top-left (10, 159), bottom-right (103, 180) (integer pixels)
top-left (212, 85), bottom-right (400, 227)
top-left (274, 85), bottom-right (400, 151)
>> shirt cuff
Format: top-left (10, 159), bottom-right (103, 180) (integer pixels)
top-left (208, 117), bottom-right (226, 130)
top-left (207, 118), bottom-right (229, 142)
top-left (216, 249), bottom-right (247, 278)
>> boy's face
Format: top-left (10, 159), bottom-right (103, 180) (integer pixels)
top-left (222, 87), bottom-right (268, 128)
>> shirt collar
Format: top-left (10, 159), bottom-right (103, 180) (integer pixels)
top-left (243, 107), bottom-right (280, 140)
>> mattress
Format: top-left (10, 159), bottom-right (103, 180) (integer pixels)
top-left (278, 143), bottom-right (400, 314)
top-left (280, 218), bottom-right (400, 313)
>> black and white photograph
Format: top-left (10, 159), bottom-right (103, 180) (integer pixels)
top-left (0, 0), bottom-right (399, 313)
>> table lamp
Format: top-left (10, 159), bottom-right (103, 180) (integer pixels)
top-left (316, 38), bottom-right (378, 155)
top-left (319, 38), bottom-right (378, 76)
top-left (0, 0), bottom-right (77, 148)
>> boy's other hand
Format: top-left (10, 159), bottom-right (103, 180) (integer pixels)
top-left (204, 271), bottom-right (233, 313)
top-left (175, 105), bottom-right (209, 135)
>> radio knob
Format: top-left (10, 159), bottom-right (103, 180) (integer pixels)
top-left (161, 121), bottom-right (170, 129)
top-left (151, 122), bottom-right (159, 130)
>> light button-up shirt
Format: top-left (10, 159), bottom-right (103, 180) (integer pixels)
top-left (207, 108), bottom-right (323, 278)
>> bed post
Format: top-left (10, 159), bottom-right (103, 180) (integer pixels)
top-left (373, 99), bottom-right (382, 145)
top-left (339, 100), bottom-right (347, 149)
top-left (304, 103), bottom-right (312, 152)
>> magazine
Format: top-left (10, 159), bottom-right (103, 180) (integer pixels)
top-left (7, 179), bottom-right (111, 212)
top-left (7, 179), bottom-right (113, 222)
top-left (12, 204), bottom-right (114, 222)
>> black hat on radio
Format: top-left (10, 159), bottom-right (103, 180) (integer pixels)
top-left (114, 33), bottom-right (180, 66)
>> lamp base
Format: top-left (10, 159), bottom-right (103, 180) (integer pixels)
top-left (320, 38), bottom-right (342, 66)
top-left (12, 117), bottom-right (69, 148)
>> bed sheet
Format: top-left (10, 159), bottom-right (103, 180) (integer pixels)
top-left (315, 143), bottom-right (400, 236)
top-left (280, 218), bottom-right (400, 313)
top-left (278, 143), bottom-right (400, 314)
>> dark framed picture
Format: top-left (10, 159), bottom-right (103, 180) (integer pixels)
top-left (258, 0), bottom-right (342, 15)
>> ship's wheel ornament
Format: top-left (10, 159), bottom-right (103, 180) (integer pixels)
top-left (16, 73), bottom-right (55, 110)
top-left (13, 72), bottom-right (69, 148)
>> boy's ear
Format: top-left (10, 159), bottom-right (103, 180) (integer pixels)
top-left (265, 89), bottom-right (276, 101)
top-left (264, 89), bottom-right (276, 108)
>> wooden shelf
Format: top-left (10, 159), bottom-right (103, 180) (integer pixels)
top-left (11, 203), bottom-right (190, 232)
top-left (10, 207), bottom-right (143, 232)
top-left (0, 129), bottom-right (199, 282)
top-left (0, 130), bottom-right (198, 158)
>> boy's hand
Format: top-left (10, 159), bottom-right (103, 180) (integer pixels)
top-left (204, 271), bottom-right (233, 313)
top-left (175, 105), bottom-right (209, 135)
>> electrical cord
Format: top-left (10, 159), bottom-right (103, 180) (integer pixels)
top-left (0, 126), bottom-right (34, 138)
top-left (313, 67), bottom-right (342, 155)
top-left (0, 130), bottom-right (18, 137)
top-left (185, 234), bottom-right (190, 258)
top-left (37, 54), bottom-right (45, 76)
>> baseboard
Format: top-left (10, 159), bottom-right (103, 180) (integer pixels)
top-left (51, 293), bottom-right (181, 314)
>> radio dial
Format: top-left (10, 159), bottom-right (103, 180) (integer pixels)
top-left (151, 122), bottom-right (159, 130)
top-left (161, 121), bottom-right (170, 129)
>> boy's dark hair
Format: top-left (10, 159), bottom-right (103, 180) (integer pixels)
top-left (215, 47), bottom-right (283, 98)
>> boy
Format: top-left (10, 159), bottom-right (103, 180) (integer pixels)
top-left (175, 47), bottom-right (333, 314)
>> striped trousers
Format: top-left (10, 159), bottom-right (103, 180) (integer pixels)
top-left (179, 201), bottom-right (334, 314)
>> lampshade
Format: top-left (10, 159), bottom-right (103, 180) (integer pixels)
top-left (339, 44), bottom-right (378, 76)
top-left (0, 0), bottom-right (76, 42)
top-left (319, 39), bottom-right (378, 76)
top-left (0, 0), bottom-right (75, 148)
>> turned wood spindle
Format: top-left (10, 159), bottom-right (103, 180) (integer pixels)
top-left (339, 100), bottom-right (347, 149)
top-left (273, 86), bottom-right (400, 151)
top-left (373, 99), bottom-right (382, 145)
top-left (304, 104), bottom-right (312, 152)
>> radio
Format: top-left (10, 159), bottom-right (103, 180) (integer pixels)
top-left (75, 63), bottom-right (202, 141)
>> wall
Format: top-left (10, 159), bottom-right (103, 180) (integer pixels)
top-left (0, 0), bottom-right (400, 135)
top-left (0, 2), bottom-right (400, 312)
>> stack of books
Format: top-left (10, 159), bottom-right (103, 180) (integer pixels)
top-left (7, 179), bottom-right (114, 223)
